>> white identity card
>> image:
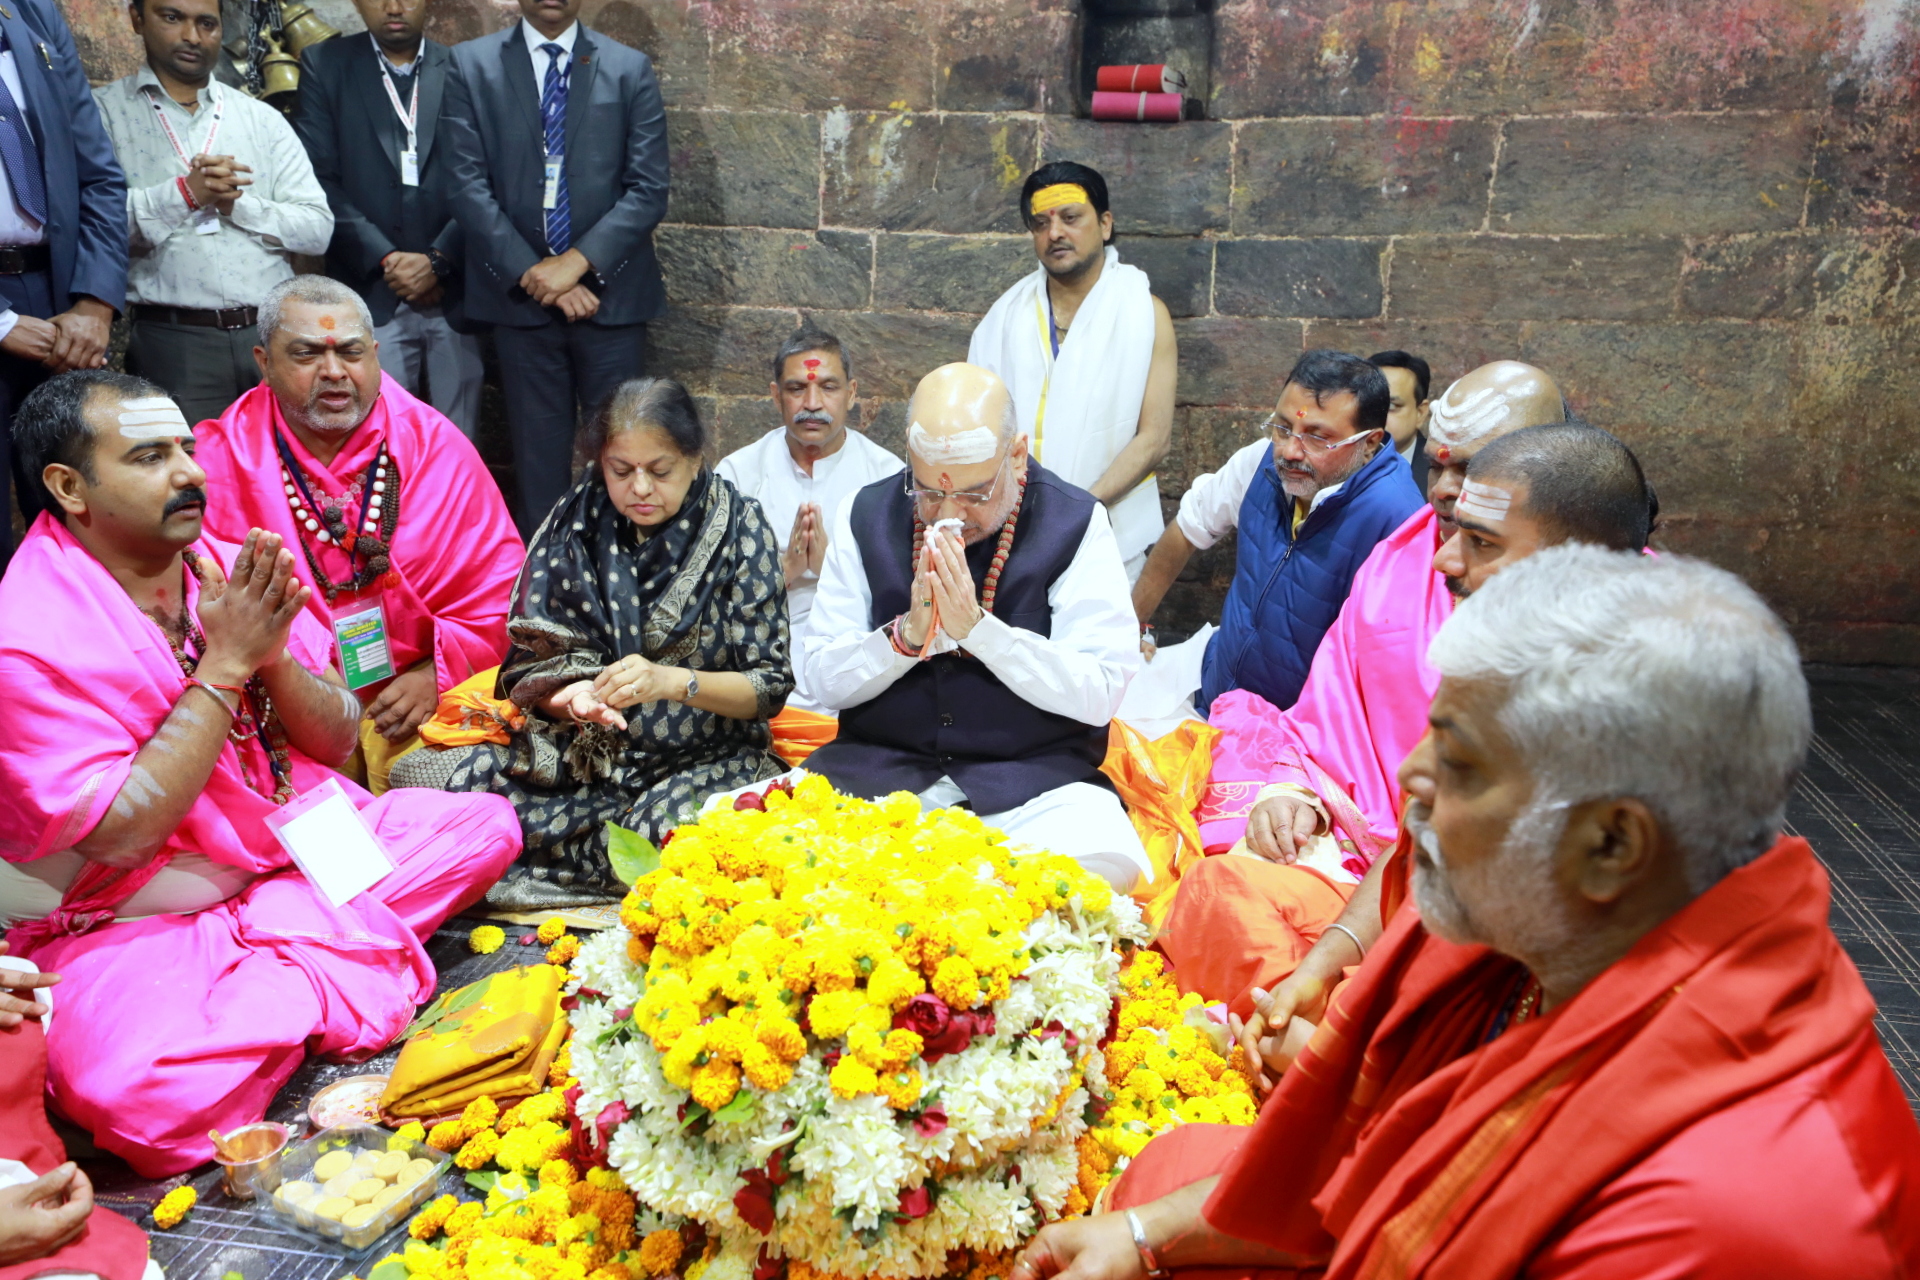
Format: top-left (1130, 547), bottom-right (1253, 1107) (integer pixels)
top-left (266, 776), bottom-right (394, 907)
top-left (543, 154), bottom-right (562, 210)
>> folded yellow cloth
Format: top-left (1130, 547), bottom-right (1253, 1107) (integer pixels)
top-left (382, 964), bottom-right (568, 1120)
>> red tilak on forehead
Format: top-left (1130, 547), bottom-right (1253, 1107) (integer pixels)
top-left (1432, 445), bottom-right (1453, 464)
top-left (804, 357), bottom-right (821, 381)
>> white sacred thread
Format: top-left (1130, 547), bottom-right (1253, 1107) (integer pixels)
top-left (117, 396), bottom-right (193, 440)
top-left (1427, 380), bottom-right (1538, 449)
top-left (908, 422), bottom-right (999, 466)
top-left (1455, 479), bottom-right (1513, 523)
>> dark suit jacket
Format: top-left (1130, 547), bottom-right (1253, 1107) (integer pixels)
top-left (1409, 429), bottom-right (1430, 495)
top-left (293, 36), bottom-right (471, 331)
top-left (442, 23), bottom-right (667, 328)
top-left (9, 0), bottom-right (126, 314)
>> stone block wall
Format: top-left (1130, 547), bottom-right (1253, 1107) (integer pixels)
top-left (65, 0), bottom-right (1920, 662)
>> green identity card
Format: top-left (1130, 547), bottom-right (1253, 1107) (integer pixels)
top-left (334, 601), bottom-right (396, 690)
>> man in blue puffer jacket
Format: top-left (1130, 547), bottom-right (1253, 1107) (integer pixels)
top-left (1134, 350), bottom-right (1424, 714)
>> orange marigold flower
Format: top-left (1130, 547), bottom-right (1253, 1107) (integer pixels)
top-left (638, 1229), bottom-right (684, 1277)
top-left (537, 917), bottom-right (568, 945)
top-left (454, 1128), bottom-right (503, 1170)
top-left (426, 1120), bottom-right (469, 1152)
top-left (539, 1157), bottom-right (581, 1189)
top-left (547, 935), bottom-right (582, 967)
top-left (152, 1185), bottom-right (196, 1230)
top-left (408, 1193), bottom-right (459, 1240)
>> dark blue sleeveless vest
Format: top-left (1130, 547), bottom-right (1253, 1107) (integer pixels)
top-left (807, 463), bottom-right (1107, 814)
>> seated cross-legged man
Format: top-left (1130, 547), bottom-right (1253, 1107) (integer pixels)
top-left (1167, 407), bottom-right (1638, 1025)
top-left (797, 363), bottom-right (1151, 892)
top-left (196, 276), bottom-right (525, 793)
top-left (1132, 351), bottom-right (1424, 717)
top-left (0, 371), bottom-right (521, 1177)
top-left (1016, 546), bottom-right (1920, 1280)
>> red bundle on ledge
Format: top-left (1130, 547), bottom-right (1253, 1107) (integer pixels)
top-left (1096, 63), bottom-right (1188, 94)
top-left (1091, 90), bottom-right (1184, 122)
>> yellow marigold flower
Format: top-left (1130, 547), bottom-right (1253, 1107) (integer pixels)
top-left (402, 1241), bottom-right (446, 1278)
top-left (1176, 1094), bottom-right (1224, 1125)
top-left (409, 1193), bottom-right (459, 1240)
top-left (879, 1067), bottom-right (923, 1110)
top-left (537, 917), bottom-right (568, 945)
top-left (539, 1158), bottom-right (580, 1189)
top-left (638, 1229), bottom-right (684, 1277)
top-left (152, 1185), bottom-right (196, 1229)
top-left (462, 1096), bottom-right (501, 1131)
top-left (1103, 1042), bottom-right (1143, 1080)
top-left (1113, 1128), bottom-right (1152, 1159)
top-left (455, 1128), bottom-right (503, 1170)
top-left (828, 1054), bottom-right (879, 1099)
top-left (702, 1017), bottom-right (751, 1063)
top-left (468, 925), bottom-right (506, 954)
top-left (879, 1028), bottom-right (924, 1070)
top-left (1171, 1062), bottom-right (1214, 1097)
top-left (805, 989), bottom-right (864, 1040)
top-left (547, 935), bottom-right (582, 967)
top-left (390, 1120), bottom-right (427, 1149)
top-left (428, 1120), bottom-right (471, 1151)
top-left (932, 956), bottom-right (981, 1009)
top-left (811, 947), bottom-right (857, 993)
top-left (1123, 1067), bottom-right (1167, 1099)
top-left (549, 1043), bottom-right (575, 1088)
top-left (690, 1057), bottom-right (742, 1111)
top-left (756, 1016), bottom-right (806, 1063)
top-left (528, 1183), bottom-right (571, 1231)
top-left (847, 1023), bottom-right (887, 1069)
top-left (555, 1211), bottom-right (600, 1249)
top-left (446, 1200), bottom-right (487, 1238)
top-left (1218, 1091), bottom-right (1259, 1125)
top-left (740, 1040), bottom-right (795, 1092)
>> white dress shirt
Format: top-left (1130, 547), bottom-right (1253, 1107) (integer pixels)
top-left (796, 485), bottom-right (1141, 728)
top-left (522, 20), bottom-right (579, 103)
top-left (715, 426), bottom-right (904, 627)
top-left (372, 32), bottom-right (417, 77)
top-left (1175, 438), bottom-right (1349, 550)
top-left (93, 66), bottom-right (333, 309)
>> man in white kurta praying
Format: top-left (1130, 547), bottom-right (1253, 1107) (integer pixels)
top-left (796, 363), bottom-right (1150, 891)
top-left (967, 162), bottom-right (1176, 580)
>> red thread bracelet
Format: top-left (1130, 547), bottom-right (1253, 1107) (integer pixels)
top-left (183, 677), bottom-right (241, 721)
top-left (176, 175), bottom-right (199, 212)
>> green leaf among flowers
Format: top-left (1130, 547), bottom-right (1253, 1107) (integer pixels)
top-left (605, 822), bottom-right (661, 887)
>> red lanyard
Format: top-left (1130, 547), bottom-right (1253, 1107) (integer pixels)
top-left (378, 66), bottom-right (419, 152)
top-left (145, 87), bottom-right (224, 169)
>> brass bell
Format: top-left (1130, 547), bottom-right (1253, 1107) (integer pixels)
top-left (278, 2), bottom-right (340, 56)
top-left (260, 32), bottom-right (301, 103)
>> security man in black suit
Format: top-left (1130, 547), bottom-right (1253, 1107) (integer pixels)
top-left (293, 0), bottom-right (482, 436)
top-left (442, 0), bottom-right (668, 532)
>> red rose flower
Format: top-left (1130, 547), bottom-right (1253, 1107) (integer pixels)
top-left (735, 1168), bottom-right (776, 1234)
top-left (896, 1186), bottom-right (932, 1220)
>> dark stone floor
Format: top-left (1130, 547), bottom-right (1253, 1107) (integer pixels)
top-left (81, 664), bottom-right (1920, 1280)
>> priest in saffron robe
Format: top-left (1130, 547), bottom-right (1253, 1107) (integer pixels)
top-left (196, 275), bottom-right (524, 791)
top-left (1015, 547), bottom-right (1920, 1280)
top-left (796, 362), bottom-right (1151, 891)
top-left (0, 370), bottom-right (521, 1177)
top-left (1165, 363), bottom-right (1571, 1018)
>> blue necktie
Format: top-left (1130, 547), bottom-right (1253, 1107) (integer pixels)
top-left (539, 42), bottom-right (570, 255)
top-left (0, 34), bottom-right (46, 227)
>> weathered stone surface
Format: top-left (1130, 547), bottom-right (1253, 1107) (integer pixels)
top-left (1302, 320), bottom-right (1529, 389)
top-left (823, 112), bottom-right (1036, 234)
top-left (1680, 235), bottom-right (1821, 320)
top-left (1809, 102), bottom-right (1920, 230)
top-left (938, 0), bottom-right (1076, 112)
top-left (584, 0), bottom-right (712, 106)
top-left (1493, 114), bottom-right (1818, 236)
top-left (702, 0), bottom-right (937, 112)
top-left (666, 111), bottom-right (819, 229)
top-left (70, 0), bottom-right (145, 82)
top-left (1215, 239), bottom-right (1384, 319)
top-left (1809, 232), bottom-right (1920, 324)
top-left (1153, 406), bottom-right (1255, 640)
top-left (1232, 118), bottom-right (1498, 237)
top-left (1040, 120), bottom-right (1231, 236)
top-left (872, 235), bottom-right (1033, 314)
top-left (807, 311), bottom-right (976, 399)
top-left (1173, 318), bottom-right (1306, 407)
top-left (658, 228), bottom-right (870, 310)
top-left (1209, 1), bottom-right (1398, 119)
top-left (1121, 237), bottom-right (1213, 319)
top-left (647, 306), bottom-right (805, 396)
top-left (1391, 237), bottom-right (1681, 322)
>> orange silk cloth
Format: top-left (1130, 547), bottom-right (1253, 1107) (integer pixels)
top-left (770, 707), bottom-right (839, 767)
top-left (1157, 855), bottom-right (1354, 1018)
top-left (419, 667), bottom-right (524, 748)
top-left (1100, 718), bottom-right (1219, 926)
top-left (1182, 837), bottom-right (1910, 1279)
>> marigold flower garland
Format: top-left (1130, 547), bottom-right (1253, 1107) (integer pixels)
top-left (568, 775), bottom-right (1148, 1280)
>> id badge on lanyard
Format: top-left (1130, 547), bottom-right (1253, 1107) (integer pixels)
top-left (333, 599), bottom-right (397, 691)
top-left (150, 90), bottom-right (225, 234)
top-left (380, 69), bottom-right (422, 187)
top-left (543, 154), bottom-right (563, 210)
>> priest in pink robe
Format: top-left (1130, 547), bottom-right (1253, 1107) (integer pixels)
top-left (196, 275), bottom-right (524, 790)
top-left (1163, 363), bottom-right (1572, 1017)
top-left (0, 369), bottom-right (521, 1177)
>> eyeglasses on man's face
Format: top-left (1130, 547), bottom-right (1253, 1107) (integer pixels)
top-left (1257, 414), bottom-right (1381, 456)
top-left (906, 452), bottom-right (1011, 508)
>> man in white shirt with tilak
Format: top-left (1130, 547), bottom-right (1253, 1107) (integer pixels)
top-left (796, 362), bottom-right (1150, 893)
top-left (93, 0), bottom-right (331, 424)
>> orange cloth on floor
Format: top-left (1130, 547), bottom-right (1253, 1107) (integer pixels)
top-left (770, 706), bottom-right (838, 767)
top-left (1156, 853), bottom-right (1355, 1019)
top-left (1099, 718), bottom-right (1219, 927)
top-left (419, 666), bottom-right (524, 748)
top-left (1107, 837), bottom-right (1920, 1280)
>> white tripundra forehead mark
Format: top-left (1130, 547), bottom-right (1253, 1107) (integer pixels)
top-left (908, 423), bottom-right (998, 466)
top-left (1456, 479), bottom-right (1513, 523)
top-left (1427, 380), bottom-right (1538, 449)
top-left (118, 396), bottom-right (193, 440)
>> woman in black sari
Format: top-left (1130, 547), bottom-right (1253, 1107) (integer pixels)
top-left (396, 378), bottom-right (791, 907)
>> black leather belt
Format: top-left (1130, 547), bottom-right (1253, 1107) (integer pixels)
top-left (0, 244), bottom-right (50, 274)
top-left (132, 303), bottom-right (260, 330)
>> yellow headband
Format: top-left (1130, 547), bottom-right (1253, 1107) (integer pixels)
top-left (1029, 183), bottom-right (1090, 216)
